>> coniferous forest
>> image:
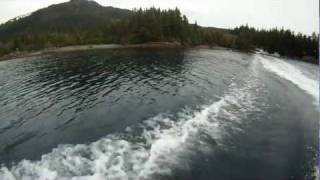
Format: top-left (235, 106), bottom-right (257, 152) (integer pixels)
top-left (0, 2), bottom-right (318, 63)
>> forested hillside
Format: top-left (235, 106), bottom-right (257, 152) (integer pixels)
top-left (102, 7), bottom-right (236, 47)
top-left (0, 0), bottom-right (130, 39)
top-left (0, 0), bottom-right (318, 63)
top-left (233, 25), bottom-right (318, 62)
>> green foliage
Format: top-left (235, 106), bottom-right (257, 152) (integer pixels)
top-left (234, 32), bottom-right (254, 52)
top-left (232, 25), bottom-right (319, 62)
top-left (0, 0), bottom-right (130, 41)
top-left (0, 0), bottom-right (318, 64)
top-left (104, 7), bottom-right (195, 44)
top-left (0, 4), bottom-right (237, 58)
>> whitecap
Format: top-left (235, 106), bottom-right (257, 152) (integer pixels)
top-left (259, 55), bottom-right (319, 103)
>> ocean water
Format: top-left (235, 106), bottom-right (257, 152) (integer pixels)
top-left (0, 49), bottom-right (318, 180)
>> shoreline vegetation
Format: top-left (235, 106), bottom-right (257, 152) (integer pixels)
top-left (0, 0), bottom-right (318, 63)
top-left (0, 40), bottom-right (317, 64)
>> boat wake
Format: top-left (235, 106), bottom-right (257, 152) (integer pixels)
top-left (259, 55), bottom-right (319, 103)
top-left (259, 54), bottom-right (319, 179)
top-left (0, 60), bottom-right (264, 180)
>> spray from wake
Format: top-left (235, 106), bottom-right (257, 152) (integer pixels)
top-left (259, 55), bottom-right (319, 103)
top-left (0, 61), bottom-right (262, 180)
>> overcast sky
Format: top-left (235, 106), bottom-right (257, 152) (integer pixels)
top-left (0, 0), bottom-right (318, 35)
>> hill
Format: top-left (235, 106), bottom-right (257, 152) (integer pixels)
top-left (0, 1), bottom-right (236, 56)
top-left (0, 0), bottom-right (317, 63)
top-left (0, 0), bottom-right (130, 40)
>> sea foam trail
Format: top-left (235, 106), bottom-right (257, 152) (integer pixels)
top-left (259, 55), bottom-right (319, 103)
top-left (0, 61), bottom-right (261, 180)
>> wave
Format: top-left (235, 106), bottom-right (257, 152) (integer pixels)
top-left (259, 55), bottom-right (319, 103)
top-left (0, 61), bottom-right (261, 180)
top-left (260, 54), bottom-right (319, 179)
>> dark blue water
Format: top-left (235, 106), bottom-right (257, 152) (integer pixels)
top-left (0, 48), bottom-right (318, 179)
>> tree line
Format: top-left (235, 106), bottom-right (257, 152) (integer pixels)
top-left (232, 25), bottom-right (318, 63)
top-left (102, 8), bottom-right (239, 47)
top-left (0, 8), bottom-right (318, 63)
top-left (0, 8), bottom-right (237, 56)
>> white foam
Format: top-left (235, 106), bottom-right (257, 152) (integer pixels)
top-left (0, 62), bottom-right (261, 180)
top-left (259, 55), bottom-right (319, 103)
